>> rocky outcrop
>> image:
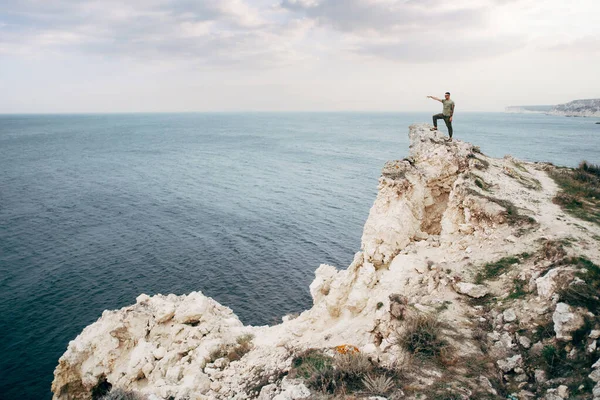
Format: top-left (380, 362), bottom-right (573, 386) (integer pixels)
top-left (52, 124), bottom-right (600, 400)
top-left (550, 98), bottom-right (600, 117)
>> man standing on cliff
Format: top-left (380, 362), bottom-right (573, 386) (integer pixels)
top-left (427, 92), bottom-right (455, 141)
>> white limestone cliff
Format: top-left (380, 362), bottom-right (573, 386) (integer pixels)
top-left (52, 124), bottom-right (600, 400)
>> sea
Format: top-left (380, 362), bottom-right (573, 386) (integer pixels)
top-left (1, 112), bottom-right (599, 400)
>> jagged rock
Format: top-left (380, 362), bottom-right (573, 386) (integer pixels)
top-left (557, 385), bottom-right (569, 398)
top-left (553, 302), bottom-right (585, 340)
top-left (455, 282), bottom-right (489, 298)
top-left (590, 368), bottom-right (600, 382)
top-left (518, 336), bottom-right (532, 349)
top-left (503, 308), bottom-right (517, 322)
top-left (478, 376), bottom-right (498, 395)
top-left (497, 354), bottom-right (523, 372)
top-left (535, 369), bottom-right (547, 383)
top-left (272, 378), bottom-right (310, 400)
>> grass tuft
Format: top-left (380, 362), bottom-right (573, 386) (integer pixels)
top-left (361, 374), bottom-right (395, 396)
top-left (550, 162), bottom-right (600, 225)
top-left (557, 257), bottom-right (600, 313)
top-left (397, 313), bottom-right (451, 364)
top-left (474, 253), bottom-right (530, 284)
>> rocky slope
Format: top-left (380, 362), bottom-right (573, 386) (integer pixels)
top-left (52, 124), bottom-right (600, 400)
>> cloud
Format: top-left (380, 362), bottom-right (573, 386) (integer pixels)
top-left (279, 0), bottom-right (527, 62)
top-left (0, 0), bottom-right (308, 67)
top-left (280, 0), bottom-right (488, 33)
top-left (353, 34), bottom-right (525, 63)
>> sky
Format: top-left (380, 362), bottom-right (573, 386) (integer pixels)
top-left (1, 0), bottom-right (599, 113)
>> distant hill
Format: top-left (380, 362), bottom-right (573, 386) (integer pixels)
top-left (550, 98), bottom-right (600, 117)
top-left (506, 99), bottom-right (600, 117)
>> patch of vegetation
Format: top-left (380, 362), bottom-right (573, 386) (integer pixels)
top-left (550, 161), bottom-right (600, 225)
top-left (506, 278), bottom-right (528, 300)
top-left (377, 301), bottom-right (384, 309)
top-left (474, 253), bottom-right (530, 284)
top-left (466, 172), bottom-right (491, 191)
top-left (523, 338), bottom-right (596, 397)
top-left (468, 153), bottom-right (490, 170)
top-left (289, 349), bottom-right (402, 397)
top-left (467, 189), bottom-right (537, 226)
top-left (504, 164), bottom-right (542, 190)
top-left (397, 313), bottom-right (451, 365)
top-left (557, 257), bottom-right (600, 313)
top-left (245, 367), bottom-right (287, 398)
top-left (209, 334), bottom-right (255, 363)
top-left (531, 318), bottom-right (556, 342)
top-left (541, 344), bottom-right (566, 378)
top-left (511, 160), bottom-right (528, 173)
top-left (361, 374), bottom-right (395, 396)
top-left (435, 300), bottom-right (452, 312)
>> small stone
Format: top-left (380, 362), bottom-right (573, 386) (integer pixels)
top-left (213, 357), bottom-right (229, 369)
top-left (503, 308), bottom-right (517, 322)
top-left (136, 294), bottom-right (150, 304)
top-left (590, 368), bottom-right (600, 382)
top-left (153, 347), bottom-right (166, 360)
top-left (553, 302), bottom-right (585, 340)
top-left (497, 354), bottom-right (523, 372)
top-left (478, 376), bottom-right (497, 395)
top-left (557, 385), bottom-right (569, 398)
top-left (515, 373), bottom-right (528, 382)
top-left (505, 235), bottom-right (517, 243)
top-left (535, 369), bottom-right (547, 383)
top-left (590, 330), bottom-right (600, 340)
top-left (518, 336), bottom-right (532, 349)
top-left (455, 282), bottom-right (489, 298)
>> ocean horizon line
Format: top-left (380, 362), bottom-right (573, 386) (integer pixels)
top-left (0, 110), bottom-right (509, 116)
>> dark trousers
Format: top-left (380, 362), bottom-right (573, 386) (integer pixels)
top-left (432, 113), bottom-right (453, 138)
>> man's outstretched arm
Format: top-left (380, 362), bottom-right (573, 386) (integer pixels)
top-left (427, 95), bottom-right (443, 102)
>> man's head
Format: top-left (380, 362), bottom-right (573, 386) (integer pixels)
top-left (445, 92), bottom-right (451, 99)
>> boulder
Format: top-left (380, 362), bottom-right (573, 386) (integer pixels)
top-left (553, 302), bottom-right (585, 340)
top-left (455, 282), bottom-right (489, 298)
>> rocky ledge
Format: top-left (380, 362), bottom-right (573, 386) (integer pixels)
top-left (53, 124), bottom-right (600, 400)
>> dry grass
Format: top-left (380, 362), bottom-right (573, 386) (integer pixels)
top-left (397, 313), bottom-right (451, 364)
top-left (209, 334), bottom-right (255, 363)
top-left (361, 374), bottom-right (395, 396)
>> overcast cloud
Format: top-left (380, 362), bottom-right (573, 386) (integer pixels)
top-left (0, 0), bottom-right (599, 112)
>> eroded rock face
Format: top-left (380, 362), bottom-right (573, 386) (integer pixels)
top-left (52, 123), bottom-right (600, 400)
top-left (361, 124), bottom-right (477, 267)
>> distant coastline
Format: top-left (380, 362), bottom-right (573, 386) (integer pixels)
top-left (506, 98), bottom-right (600, 118)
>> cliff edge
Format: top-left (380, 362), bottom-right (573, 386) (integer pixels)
top-left (52, 124), bottom-right (600, 400)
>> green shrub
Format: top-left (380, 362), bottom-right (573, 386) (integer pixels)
top-left (474, 254), bottom-right (529, 283)
top-left (550, 163), bottom-right (600, 225)
top-left (557, 257), bottom-right (600, 313)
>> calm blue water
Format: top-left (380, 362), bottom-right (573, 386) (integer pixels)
top-left (1, 112), bottom-right (599, 400)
